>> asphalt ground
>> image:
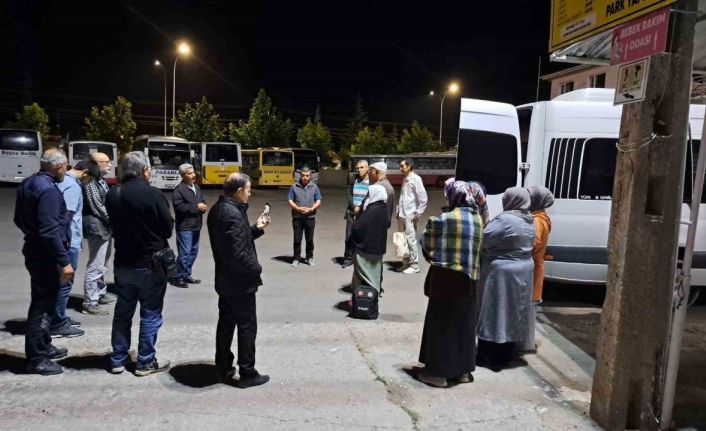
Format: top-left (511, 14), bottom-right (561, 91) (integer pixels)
top-left (0, 183), bottom-right (603, 430)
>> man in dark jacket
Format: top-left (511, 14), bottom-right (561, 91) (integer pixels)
top-left (105, 151), bottom-right (174, 377)
top-left (208, 172), bottom-right (270, 388)
top-left (170, 163), bottom-right (207, 288)
top-left (14, 148), bottom-right (74, 375)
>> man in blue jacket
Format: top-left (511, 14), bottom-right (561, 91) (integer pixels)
top-left (14, 148), bottom-right (75, 375)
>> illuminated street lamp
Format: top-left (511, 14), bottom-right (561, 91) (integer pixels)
top-left (172, 41), bottom-right (192, 135)
top-left (438, 82), bottom-right (459, 145)
top-left (154, 60), bottom-right (167, 135)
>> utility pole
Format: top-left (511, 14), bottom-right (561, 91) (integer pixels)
top-left (589, 2), bottom-right (697, 430)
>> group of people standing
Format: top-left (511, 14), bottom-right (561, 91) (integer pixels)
top-left (415, 180), bottom-right (554, 387)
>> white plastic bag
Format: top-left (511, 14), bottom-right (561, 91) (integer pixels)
top-left (393, 231), bottom-right (410, 259)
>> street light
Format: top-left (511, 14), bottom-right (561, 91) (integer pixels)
top-left (172, 41), bottom-right (192, 135)
top-left (434, 82), bottom-right (459, 145)
top-left (154, 60), bottom-right (167, 135)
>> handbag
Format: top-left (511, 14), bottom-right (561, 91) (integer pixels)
top-left (393, 231), bottom-right (410, 259)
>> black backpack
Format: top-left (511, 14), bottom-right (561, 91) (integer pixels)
top-left (349, 285), bottom-right (379, 320)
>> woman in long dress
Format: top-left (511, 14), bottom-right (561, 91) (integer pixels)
top-left (348, 184), bottom-right (390, 294)
top-left (477, 187), bottom-right (535, 371)
top-left (416, 179), bottom-right (484, 388)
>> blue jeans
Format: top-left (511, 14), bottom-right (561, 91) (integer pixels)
top-left (175, 230), bottom-right (200, 281)
top-left (52, 248), bottom-right (79, 330)
top-left (111, 267), bottom-right (167, 368)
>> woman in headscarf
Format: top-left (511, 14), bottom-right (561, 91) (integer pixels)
top-left (476, 186), bottom-right (535, 371)
top-left (348, 184), bottom-right (390, 295)
top-left (516, 186), bottom-right (555, 352)
top-left (415, 179), bottom-right (484, 388)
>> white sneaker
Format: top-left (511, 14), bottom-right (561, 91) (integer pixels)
top-left (402, 266), bottom-right (420, 274)
top-left (291, 258), bottom-right (300, 267)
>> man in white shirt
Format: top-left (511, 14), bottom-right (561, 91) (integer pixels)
top-left (397, 158), bottom-right (427, 274)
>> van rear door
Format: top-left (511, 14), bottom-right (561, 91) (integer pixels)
top-left (455, 99), bottom-right (521, 215)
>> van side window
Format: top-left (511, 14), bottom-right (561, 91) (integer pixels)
top-left (456, 129), bottom-right (517, 195)
top-left (545, 138), bottom-right (585, 199)
top-left (578, 138), bottom-right (618, 200)
top-left (685, 139), bottom-right (705, 204)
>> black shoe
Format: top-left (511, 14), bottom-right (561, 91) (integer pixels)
top-left (170, 280), bottom-right (188, 288)
top-left (50, 323), bottom-right (85, 338)
top-left (47, 345), bottom-right (68, 360)
top-left (26, 358), bottom-right (63, 375)
top-left (135, 359), bottom-right (171, 376)
top-left (219, 367), bottom-right (236, 383)
top-left (69, 317), bottom-right (81, 327)
top-left (238, 373), bottom-right (270, 388)
top-left (184, 277), bottom-right (201, 284)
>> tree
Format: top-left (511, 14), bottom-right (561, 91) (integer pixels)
top-left (398, 121), bottom-right (439, 154)
top-left (340, 94), bottom-right (368, 157)
top-left (84, 96), bottom-right (137, 154)
top-left (4, 103), bottom-right (50, 139)
top-left (171, 97), bottom-right (224, 142)
top-left (228, 89), bottom-right (294, 148)
top-left (351, 124), bottom-right (391, 155)
top-left (297, 106), bottom-right (333, 165)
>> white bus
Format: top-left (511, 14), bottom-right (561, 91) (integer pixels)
top-left (190, 141), bottom-right (242, 186)
top-left (0, 129), bottom-right (42, 183)
top-left (68, 141), bottom-right (118, 185)
top-left (456, 88), bottom-right (705, 286)
top-left (134, 135), bottom-right (193, 190)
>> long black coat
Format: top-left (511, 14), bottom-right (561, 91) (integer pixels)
top-left (207, 196), bottom-right (264, 295)
top-left (348, 201), bottom-right (390, 256)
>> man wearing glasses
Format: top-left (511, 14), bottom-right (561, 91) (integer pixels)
top-left (342, 160), bottom-right (369, 268)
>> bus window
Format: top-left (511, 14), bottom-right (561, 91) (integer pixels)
top-left (149, 148), bottom-right (188, 169)
top-left (262, 151), bottom-right (292, 166)
top-left (294, 151), bottom-right (318, 171)
top-left (242, 153), bottom-right (259, 170)
top-left (578, 138), bottom-right (618, 200)
top-left (206, 144), bottom-right (239, 163)
top-left (0, 130), bottom-right (40, 151)
top-left (72, 143), bottom-right (116, 161)
top-left (456, 129), bottom-right (518, 195)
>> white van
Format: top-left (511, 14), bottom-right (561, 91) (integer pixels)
top-left (456, 88), bottom-right (705, 285)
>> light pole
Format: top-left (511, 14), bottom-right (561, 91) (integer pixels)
top-left (172, 41), bottom-right (191, 136)
top-left (435, 82), bottom-right (459, 145)
top-left (154, 60), bottom-right (167, 136)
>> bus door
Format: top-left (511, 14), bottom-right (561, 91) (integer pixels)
top-left (455, 98), bottom-right (521, 217)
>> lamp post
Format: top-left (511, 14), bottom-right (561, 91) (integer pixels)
top-left (154, 60), bottom-right (167, 136)
top-left (172, 41), bottom-right (191, 135)
top-left (437, 82), bottom-right (459, 145)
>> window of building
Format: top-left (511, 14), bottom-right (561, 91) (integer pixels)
top-left (590, 73), bottom-right (607, 88)
top-left (456, 129), bottom-right (517, 195)
top-left (560, 81), bottom-right (574, 94)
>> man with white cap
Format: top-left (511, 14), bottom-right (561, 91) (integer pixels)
top-left (368, 162), bottom-right (395, 221)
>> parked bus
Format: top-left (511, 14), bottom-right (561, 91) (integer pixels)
top-left (0, 129), bottom-right (42, 183)
top-left (455, 88), bottom-right (706, 286)
top-left (291, 148), bottom-right (320, 183)
top-left (68, 141), bottom-right (118, 185)
top-left (240, 147), bottom-right (294, 187)
top-left (348, 153), bottom-right (455, 186)
top-left (134, 135), bottom-right (193, 190)
top-left (190, 141), bottom-right (242, 186)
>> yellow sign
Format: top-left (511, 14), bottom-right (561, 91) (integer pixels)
top-left (550, 0), bottom-right (676, 51)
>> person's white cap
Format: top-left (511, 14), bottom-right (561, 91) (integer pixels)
top-left (369, 162), bottom-right (387, 174)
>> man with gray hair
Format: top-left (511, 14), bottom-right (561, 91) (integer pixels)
top-left (14, 148), bottom-right (74, 375)
top-left (208, 172), bottom-right (271, 388)
top-left (105, 151), bottom-right (174, 376)
top-left (170, 163), bottom-right (207, 288)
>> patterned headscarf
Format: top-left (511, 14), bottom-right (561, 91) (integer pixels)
top-left (502, 186), bottom-right (530, 211)
top-left (527, 186), bottom-right (554, 212)
top-left (443, 177), bottom-right (476, 210)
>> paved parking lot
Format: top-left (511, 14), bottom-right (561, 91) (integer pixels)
top-left (0, 183), bottom-right (600, 430)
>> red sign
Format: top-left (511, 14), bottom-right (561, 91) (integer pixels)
top-left (610, 7), bottom-right (670, 65)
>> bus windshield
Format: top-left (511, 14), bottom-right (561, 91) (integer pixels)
top-left (0, 130), bottom-right (40, 151)
top-left (205, 144), bottom-right (239, 163)
top-left (262, 151), bottom-right (293, 166)
top-left (149, 148), bottom-right (190, 169)
top-left (294, 151), bottom-right (318, 171)
top-left (72, 143), bottom-right (115, 160)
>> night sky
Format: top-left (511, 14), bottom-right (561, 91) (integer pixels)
top-left (1, 0), bottom-right (561, 143)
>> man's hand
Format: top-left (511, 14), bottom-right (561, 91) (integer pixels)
top-left (60, 264), bottom-right (74, 284)
top-left (412, 214), bottom-right (420, 224)
top-left (256, 214), bottom-right (271, 229)
top-left (197, 203), bottom-right (208, 212)
top-left (353, 206), bottom-right (360, 216)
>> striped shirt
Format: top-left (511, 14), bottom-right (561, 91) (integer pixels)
top-left (352, 178), bottom-right (369, 207)
top-left (422, 207), bottom-right (483, 280)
